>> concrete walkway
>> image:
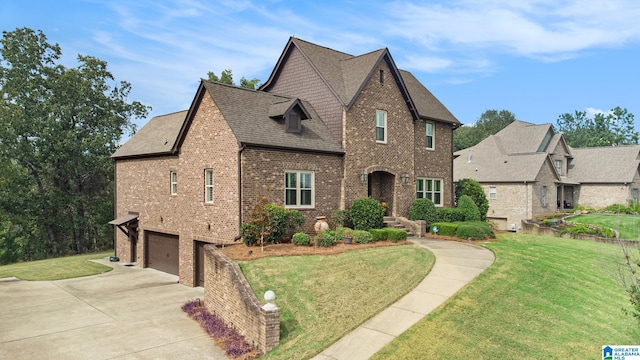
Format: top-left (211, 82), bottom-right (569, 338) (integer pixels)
top-left (314, 237), bottom-right (495, 360)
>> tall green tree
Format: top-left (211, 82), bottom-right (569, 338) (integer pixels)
top-left (0, 28), bottom-right (148, 260)
top-left (556, 107), bottom-right (638, 147)
top-left (207, 69), bottom-right (260, 89)
top-left (454, 109), bottom-right (516, 151)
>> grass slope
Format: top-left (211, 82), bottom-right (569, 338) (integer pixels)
top-left (240, 245), bottom-right (434, 359)
top-left (571, 213), bottom-right (640, 240)
top-left (0, 250), bottom-right (113, 280)
top-left (373, 233), bottom-right (640, 359)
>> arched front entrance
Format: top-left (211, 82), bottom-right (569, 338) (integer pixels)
top-left (368, 171), bottom-right (395, 216)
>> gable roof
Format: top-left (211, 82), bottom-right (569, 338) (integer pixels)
top-left (111, 110), bottom-right (187, 159)
top-left (261, 37), bottom-right (460, 126)
top-left (174, 80), bottom-right (344, 154)
top-left (569, 145), bottom-right (640, 183)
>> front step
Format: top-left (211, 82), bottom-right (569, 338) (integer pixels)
top-left (383, 217), bottom-right (414, 237)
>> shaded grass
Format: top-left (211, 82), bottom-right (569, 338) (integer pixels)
top-left (0, 251), bottom-right (113, 280)
top-left (240, 245), bottom-right (434, 359)
top-left (373, 233), bottom-right (640, 359)
top-left (571, 213), bottom-right (640, 240)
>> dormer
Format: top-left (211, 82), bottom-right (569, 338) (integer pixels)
top-left (269, 98), bottom-right (311, 133)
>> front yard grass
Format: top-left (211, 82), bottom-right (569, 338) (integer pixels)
top-left (373, 233), bottom-right (640, 359)
top-left (0, 250), bottom-right (113, 280)
top-left (240, 244), bottom-right (434, 359)
top-left (570, 213), bottom-right (640, 240)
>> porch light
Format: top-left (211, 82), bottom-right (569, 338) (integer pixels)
top-left (359, 170), bottom-right (368, 183)
top-left (401, 173), bottom-right (410, 184)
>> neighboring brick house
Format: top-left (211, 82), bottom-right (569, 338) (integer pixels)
top-left (454, 120), bottom-right (640, 231)
top-left (111, 37), bottom-right (460, 286)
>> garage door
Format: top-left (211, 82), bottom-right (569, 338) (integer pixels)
top-left (146, 232), bottom-right (179, 276)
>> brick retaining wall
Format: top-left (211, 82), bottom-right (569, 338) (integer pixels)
top-left (203, 245), bottom-right (280, 353)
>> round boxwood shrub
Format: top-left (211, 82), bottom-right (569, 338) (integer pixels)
top-left (456, 178), bottom-right (489, 221)
top-left (315, 229), bottom-right (337, 247)
top-left (386, 228), bottom-right (408, 242)
top-left (353, 230), bottom-right (373, 244)
top-left (457, 195), bottom-right (481, 222)
top-left (409, 198), bottom-right (437, 225)
top-left (292, 232), bottom-right (311, 246)
top-left (350, 197), bottom-right (385, 230)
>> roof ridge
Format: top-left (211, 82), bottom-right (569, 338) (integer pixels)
top-left (291, 36), bottom-right (355, 58)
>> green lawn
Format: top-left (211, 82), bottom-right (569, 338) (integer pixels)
top-left (240, 245), bottom-right (435, 360)
top-left (0, 250), bottom-right (113, 280)
top-left (372, 233), bottom-right (640, 359)
top-left (570, 213), bottom-right (640, 240)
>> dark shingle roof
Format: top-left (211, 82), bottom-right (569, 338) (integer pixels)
top-left (264, 37), bottom-right (460, 126)
top-left (111, 110), bottom-right (187, 159)
top-left (202, 81), bottom-right (343, 154)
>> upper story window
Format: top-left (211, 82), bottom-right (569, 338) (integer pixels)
top-left (285, 171), bottom-right (314, 208)
top-left (205, 169), bottom-right (214, 204)
top-left (170, 171), bottom-right (177, 195)
top-left (376, 110), bottom-right (387, 143)
top-left (554, 159), bottom-right (562, 175)
top-left (416, 178), bottom-right (442, 206)
top-left (426, 122), bottom-right (434, 150)
top-left (489, 186), bottom-right (497, 200)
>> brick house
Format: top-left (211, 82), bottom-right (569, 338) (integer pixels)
top-left (110, 37), bottom-right (460, 286)
top-left (454, 120), bottom-right (640, 231)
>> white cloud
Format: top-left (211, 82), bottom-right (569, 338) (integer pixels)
top-left (585, 107), bottom-right (613, 117)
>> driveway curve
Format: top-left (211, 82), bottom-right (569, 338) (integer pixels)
top-left (0, 260), bottom-right (227, 360)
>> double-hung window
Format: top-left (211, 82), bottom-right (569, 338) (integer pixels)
top-left (170, 171), bottom-right (177, 195)
top-left (376, 110), bottom-right (387, 143)
top-left (426, 122), bottom-right (434, 149)
top-left (489, 186), bottom-right (497, 200)
top-left (541, 186), bottom-right (548, 207)
top-left (204, 169), bottom-right (214, 204)
top-left (285, 171), bottom-right (314, 208)
top-left (416, 178), bottom-right (442, 206)
top-left (554, 160), bottom-right (562, 175)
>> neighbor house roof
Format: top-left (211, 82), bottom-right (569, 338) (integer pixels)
top-left (569, 145), bottom-right (640, 183)
top-left (111, 110), bottom-right (187, 159)
top-left (174, 80), bottom-right (344, 154)
top-left (261, 37), bottom-right (461, 126)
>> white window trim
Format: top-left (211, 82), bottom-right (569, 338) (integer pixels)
top-left (205, 169), bottom-right (214, 204)
top-left (285, 170), bottom-right (315, 209)
top-left (489, 186), bottom-right (497, 200)
top-left (376, 110), bottom-right (387, 144)
top-left (416, 177), bottom-right (443, 207)
top-left (554, 159), bottom-right (562, 175)
top-left (170, 170), bottom-right (177, 195)
top-left (426, 121), bottom-right (434, 150)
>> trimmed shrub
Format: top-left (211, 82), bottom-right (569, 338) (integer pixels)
top-left (353, 230), bottom-right (373, 244)
top-left (240, 223), bottom-right (260, 246)
top-left (409, 198), bottom-right (437, 225)
top-left (431, 222), bottom-right (459, 236)
top-left (435, 207), bottom-right (466, 223)
top-left (292, 232), bottom-right (311, 246)
top-left (456, 178), bottom-right (489, 221)
top-left (370, 228), bottom-right (389, 242)
top-left (387, 228), bottom-right (408, 242)
top-left (332, 209), bottom-right (352, 228)
top-left (457, 195), bottom-right (481, 221)
top-left (350, 197), bottom-right (385, 230)
top-left (315, 229), bottom-right (337, 247)
top-left (455, 221), bottom-right (495, 240)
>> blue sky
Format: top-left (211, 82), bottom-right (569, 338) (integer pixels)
top-left (2, 0), bottom-right (640, 133)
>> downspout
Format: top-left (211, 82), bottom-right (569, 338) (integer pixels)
top-left (235, 145), bottom-right (246, 242)
top-left (524, 181), bottom-right (529, 220)
top-left (113, 159), bottom-right (117, 257)
top-left (450, 125), bottom-right (455, 206)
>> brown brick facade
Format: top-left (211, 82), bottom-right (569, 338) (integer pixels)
top-left (204, 245), bottom-right (280, 353)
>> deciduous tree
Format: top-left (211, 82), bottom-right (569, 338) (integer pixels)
top-left (556, 107), bottom-right (638, 147)
top-left (454, 109), bottom-right (516, 151)
top-left (207, 69), bottom-right (260, 89)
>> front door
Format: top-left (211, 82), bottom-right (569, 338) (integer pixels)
top-left (195, 241), bottom-right (206, 287)
top-left (367, 171), bottom-right (395, 216)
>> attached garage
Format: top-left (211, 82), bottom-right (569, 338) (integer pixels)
top-left (145, 232), bottom-right (179, 276)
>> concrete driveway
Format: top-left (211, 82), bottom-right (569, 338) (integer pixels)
top-left (0, 259), bottom-right (227, 360)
